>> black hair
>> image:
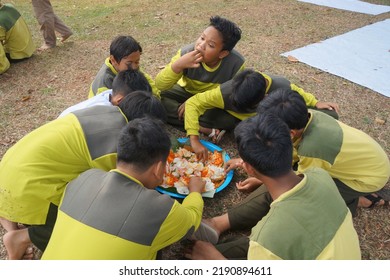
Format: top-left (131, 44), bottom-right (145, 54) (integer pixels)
top-left (257, 88), bottom-right (308, 130)
top-left (110, 35), bottom-right (142, 62)
top-left (230, 69), bottom-right (267, 112)
top-left (118, 90), bottom-right (167, 122)
top-left (117, 117), bottom-right (171, 172)
top-left (209, 16), bottom-right (241, 51)
top-left (112, 69), bottom-right (152, 97)
top-left (234, 113), bottom-right (292, 178)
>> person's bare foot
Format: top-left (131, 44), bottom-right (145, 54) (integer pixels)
top-left (22, 247), bottom-right (34, 260)
top-left (60, 32), bottom-right (73, 43)
top-left (3, 229), bottom-right (32, 260)
top-left (37, 44), bottom-right (55, 51)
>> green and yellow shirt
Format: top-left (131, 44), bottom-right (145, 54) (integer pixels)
top-left (0, 106), bottom-right (128, 225)
top-left (295, 110), bottom-right (390, 193)
top-left (42, 169), bottom-right (203, 260)
top-left (248, 168), bottom-right (361, 260)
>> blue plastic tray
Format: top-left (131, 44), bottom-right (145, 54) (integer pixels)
top-left (156, 138), bottom-right (233, 199)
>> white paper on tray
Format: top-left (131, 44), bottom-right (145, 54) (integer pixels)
top-left (201, 189), bottom-right (216, 198)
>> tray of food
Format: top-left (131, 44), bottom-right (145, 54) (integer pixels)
top-left (156, 138), bottom-right (233, 198)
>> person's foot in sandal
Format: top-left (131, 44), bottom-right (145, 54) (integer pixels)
top-left (358, 193), bottom-right (390, 208)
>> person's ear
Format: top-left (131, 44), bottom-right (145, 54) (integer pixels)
top-left (242, 162), bottom-right (256, 177)
top-left (290, 129), bottom-right (298, 140)
top-left (218, 50), bottom-right (229, 59)
top-left (110, 55), bottom-right (119, 68)
top-left (153, 161), bottom-right (165, 179)
top-left (111, 94), bottom-right (124, 106)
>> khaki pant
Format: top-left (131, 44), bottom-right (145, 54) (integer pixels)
top-left (31, 0), bottom-right (72, 47)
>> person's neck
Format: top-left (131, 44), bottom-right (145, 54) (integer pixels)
top-left (260, 171), bottom-right (302, 201)
top-left (117, 163), bottom-right (153, 189)
top-left (205, 58), bottom-right (222, 69)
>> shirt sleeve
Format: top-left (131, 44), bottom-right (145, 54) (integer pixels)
top-left (297, 156), bottom-right (332, 174)
top-left (290, 83), bottom-right (318, 107)
top-left (151, 192), bottom-right (204, 252)
top-left (184, 87), bottom-right (225, 136)
top-left (155, 49), bottom-right (183, 91)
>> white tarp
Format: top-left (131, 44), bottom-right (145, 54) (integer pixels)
top-left (281, 19), bottom-right (390, 97)
top-left (298, 0), bottom-right (390, 15)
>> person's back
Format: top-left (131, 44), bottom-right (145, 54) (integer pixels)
top-left (0, 3), bottom-right (35, 73)
top-left (257, 88), bottom-right (390, 214)
top-left (0, 91), bottom-right (167, 259)
top-left (248, 168), bottom-right (361, 260)
top-left (296, 110), bottom-right (390, 194)
top-left (42, 118), bottom-right (205, 260)
top-left (0, 106), bottom-right (128, 225)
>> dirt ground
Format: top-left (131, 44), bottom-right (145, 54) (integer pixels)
top-left (0, 0), bottom-right (389, 260)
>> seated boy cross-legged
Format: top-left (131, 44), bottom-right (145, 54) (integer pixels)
top-left (156, 15), bottom-right (245, 139)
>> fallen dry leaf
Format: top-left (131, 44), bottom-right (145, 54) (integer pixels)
top-left (21, 96), bottom-right (31, 102)
top-left (311, 76), bottom-right (322, 83)
top-left (375, 117), bottom-right (385, 125)
top-left (287, 55), bottom-right (299, 63)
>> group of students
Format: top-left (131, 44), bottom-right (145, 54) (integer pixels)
top-left (0, 1), bottom-right (72, 74)
top-left (0, 14), bottom-right (389, 260)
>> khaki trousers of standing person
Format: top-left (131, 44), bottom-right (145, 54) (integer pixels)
top-left (31, 0), bottom-right (72, 48)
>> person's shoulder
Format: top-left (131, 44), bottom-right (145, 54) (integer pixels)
top-left (229, 49), bottom-right (245, 59)
top-left (222, 48), bottom-right (245, 66)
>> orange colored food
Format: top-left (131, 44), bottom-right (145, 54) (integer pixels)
top-left (162, 147), bottom-right (226, 193)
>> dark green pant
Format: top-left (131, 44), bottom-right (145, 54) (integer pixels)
top-left (27, 203), bottom-right (58, 251)
top-left (161, 85), bottom-right (240, 132)
top-left (216, 236), bottom-right (250, 260)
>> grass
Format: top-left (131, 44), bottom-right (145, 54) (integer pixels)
top-left (0, 0), bottom-right (389, 260)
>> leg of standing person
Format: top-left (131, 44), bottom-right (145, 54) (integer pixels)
top-left (32, 0), bottom-right (72, 50)
top-left (52, 7), bottom-right (73, 42)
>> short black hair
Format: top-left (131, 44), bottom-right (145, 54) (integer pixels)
top-left (231, 69), bottom-right (267, 112)
top-left (118, 90), bottom-right (167, 122)
top-left (112, 69), bottom-right (152, 97)
top-left (110, 35), bottom-right (142, 62)
top-left (234, 113), bottom-right (292, 178)
top-left (209, 16), bottom-right (241, 51)
top-left (117, 117), bottom-right (171, 172)
top-left (257, 88), bottom-right (308, 130)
